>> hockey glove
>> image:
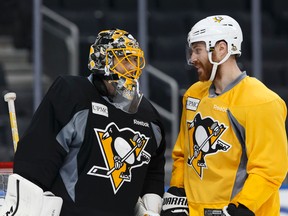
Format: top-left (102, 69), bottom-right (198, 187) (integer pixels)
top-left (160, 187), bottom-right (189, 216)
top-left (135, 194), bottom-right (162, 216)
top-left (223, 203), bottom-right (255, 216)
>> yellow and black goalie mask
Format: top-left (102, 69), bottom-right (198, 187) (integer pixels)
top-left (88, 29), bottom-right (145, 113)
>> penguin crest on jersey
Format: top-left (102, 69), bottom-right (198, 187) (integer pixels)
top-left (87, 122), bottom-right (150, 194)
top-left (187, 113), bottom-right (231, 179)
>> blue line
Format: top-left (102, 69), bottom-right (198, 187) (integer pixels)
top-left (281, 207), bottom-right (288, 213)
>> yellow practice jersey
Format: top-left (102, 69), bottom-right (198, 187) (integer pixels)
top-left (170, 73), bottom-right (288, 216)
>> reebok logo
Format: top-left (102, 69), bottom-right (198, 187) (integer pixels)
top-left (213, 104), bottom-right (227, 112)
top-left (92, 102), bottom-right (108, 117)
top-left (134, 119), bottom-right (149, 128)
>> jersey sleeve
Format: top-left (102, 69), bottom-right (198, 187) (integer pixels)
top-left (232, 97), bottom-right (288, 212)
top-left (170, 94), bottom-right (187, 188)
top-left (13, 76), bottom-right (81, 190)
top-left (141, 106), bottom-right (167, 197)
top-left (142, 126), bottom-right (166, 197)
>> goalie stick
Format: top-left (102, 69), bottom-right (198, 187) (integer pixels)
top-left (4, 92), bottom-right (19, 152)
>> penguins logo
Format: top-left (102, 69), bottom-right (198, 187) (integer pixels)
top-left (213, 16), bottom-right (224, 23)
top-left (187, 113), bottom-right (231, 178)
top-left (87, 122), bottom-right (151, 194)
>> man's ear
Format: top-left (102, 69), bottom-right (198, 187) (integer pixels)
top-left (215, 41), bottom-right (228, 58)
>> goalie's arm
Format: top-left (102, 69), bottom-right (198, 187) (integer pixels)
top-left (13, 76), bottom-right (80, 190)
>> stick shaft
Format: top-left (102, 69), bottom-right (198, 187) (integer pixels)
top-left (8, 109), bottom-right (19, 152)
top-left (5, 95), bottom-right (19, 152)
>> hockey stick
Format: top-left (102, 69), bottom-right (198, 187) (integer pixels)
top-left (88, 134), bottom-right (144, 177)
top-left (187, 123), bottom-right (223, 165)
top-left (4, 92), bottom-right (19, 152)
top-left (106, 144), bottom-right (138, 176)
top-left (87, 145), bottom-right (139, 177)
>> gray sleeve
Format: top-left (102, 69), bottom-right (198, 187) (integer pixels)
top-left (151, 122), bottom-right (162, 148)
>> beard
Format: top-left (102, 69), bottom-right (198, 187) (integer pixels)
top-left (197, 62), bottom-right (213, 82)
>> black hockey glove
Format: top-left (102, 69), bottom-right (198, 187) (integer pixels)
top-left (160, 187), bottom-right (189, 216)
top-left (223, 203), bottom-right (255, 216)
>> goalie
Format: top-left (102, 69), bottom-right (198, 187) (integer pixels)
top-left (3, 29), bottom-right (166, 216)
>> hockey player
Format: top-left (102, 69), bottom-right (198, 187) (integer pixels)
top-left (161, 15), bottom-right (288, 216)
top-left (2, 29), bottom-right (166, 216)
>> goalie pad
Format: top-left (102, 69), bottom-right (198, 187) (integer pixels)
top-left (0, 174), bottom-right (63, 216)
top-left (160, 187), bottom-right (189, 216)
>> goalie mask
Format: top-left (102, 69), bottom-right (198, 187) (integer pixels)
top-left (187, 15), bottom-right (243, 81)
top-left (88, 29), bottom-right (145, 113)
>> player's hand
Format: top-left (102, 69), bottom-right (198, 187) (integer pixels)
top-left (223, 203), bottom-right (255, 216)
top-left (160, 187), bottom-right (189, 216)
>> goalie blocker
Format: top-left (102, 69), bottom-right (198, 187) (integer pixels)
top-left (160, 187), bottom-right (189, 216)
top-left (0, 174), bottom-right (63, 216)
